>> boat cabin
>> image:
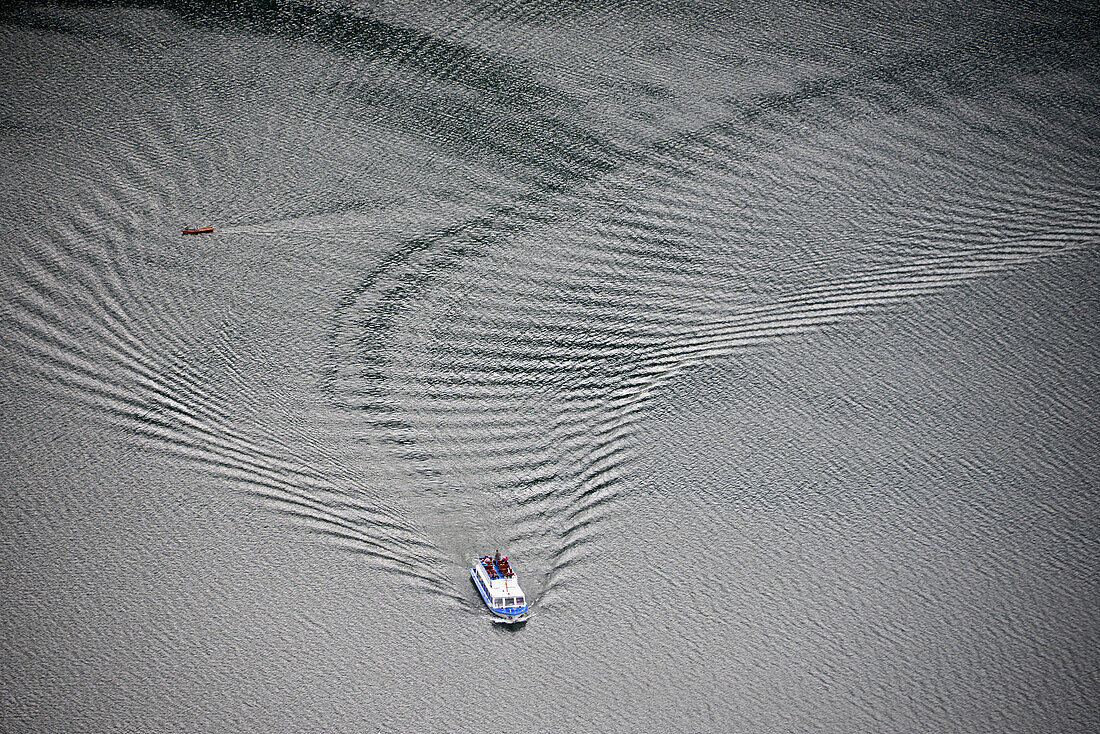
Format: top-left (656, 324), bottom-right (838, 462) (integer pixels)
top-left (475, 555), bottom-right (526, 609)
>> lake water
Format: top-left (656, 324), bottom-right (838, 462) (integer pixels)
top-left (1, 1), bottom-right (1098, 731)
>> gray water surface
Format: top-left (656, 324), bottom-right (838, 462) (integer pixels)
top-left (1, 1), bottom-right (1098, 731)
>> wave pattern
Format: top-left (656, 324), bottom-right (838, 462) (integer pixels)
top-left (2, 0), bottom-right (1097, 610)
top-left (331, 37), bottom-right (1100, 598)
top-left (0, 117), bottom-right (458, 596)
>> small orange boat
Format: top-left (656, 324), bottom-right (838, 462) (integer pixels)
top-left (182, 226), bottom-right (214, 235)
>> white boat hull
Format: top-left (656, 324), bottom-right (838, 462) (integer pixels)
top-left (470, 566), bottom-right (529, 624)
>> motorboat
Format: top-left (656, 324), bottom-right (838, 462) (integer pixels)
top-left (470, 553), bottom-right (529, 623)
top-left (182, 226), bottom-right (214, 235)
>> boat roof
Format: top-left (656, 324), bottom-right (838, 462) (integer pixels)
top-left (485, 575), bottom-right (524, 596)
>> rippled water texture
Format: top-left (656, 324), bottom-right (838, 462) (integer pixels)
top-left (2, 0), bottom-right (1098, 731)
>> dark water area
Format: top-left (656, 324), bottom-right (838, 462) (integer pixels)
top-left (1, 0), bottom-right (1098, 730)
